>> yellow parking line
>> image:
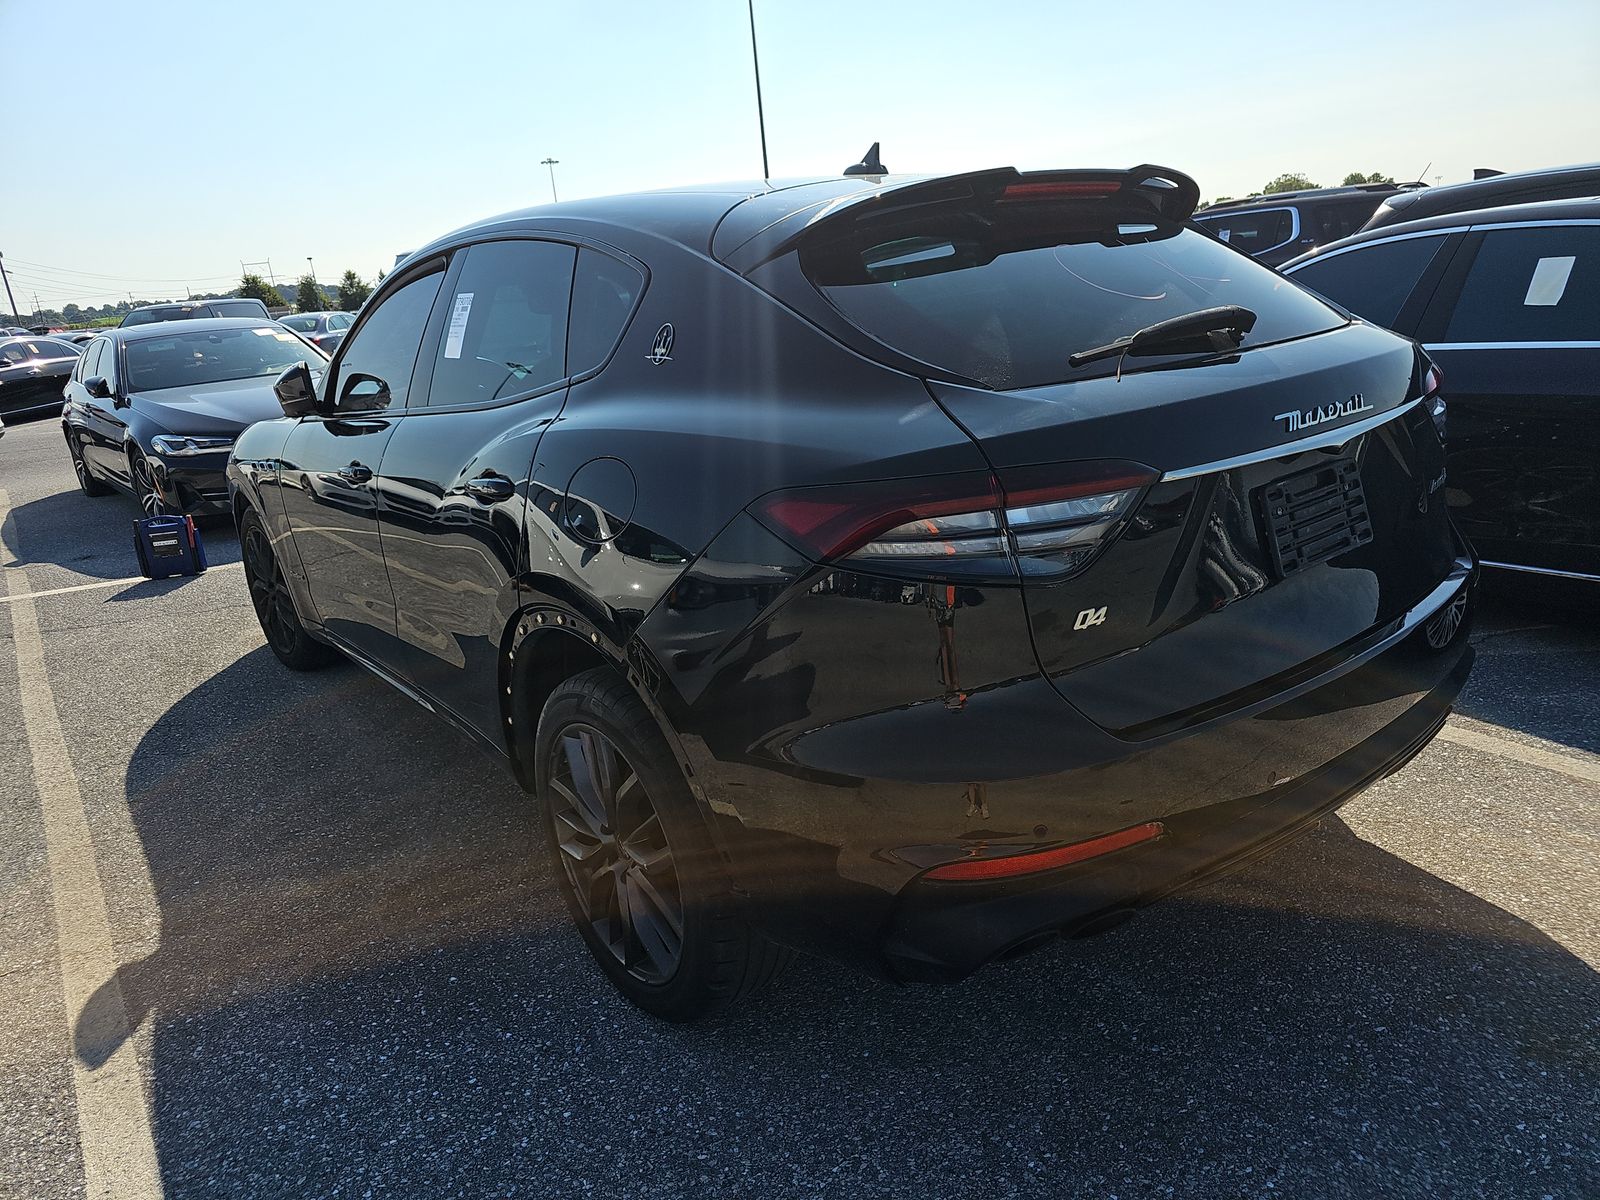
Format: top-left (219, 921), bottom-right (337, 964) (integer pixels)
top-left (0, 561), bottom-right (240, 605)
top-left (0, 488), bottom-right (164, 1198)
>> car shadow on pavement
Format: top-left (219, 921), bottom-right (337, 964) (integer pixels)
top-left (1460, 592), bottom-right (1600, 754)
top-left (88, 650), bottom-right (1598, 1199)
top-left (1, 488), bottom-right (241, 581)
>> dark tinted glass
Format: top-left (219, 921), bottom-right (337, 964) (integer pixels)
top-left (29, 339), bottom-right (80, 359)
top-left (211, 300), bottom-right (268, 318)
top-left (1314, 198), bottom-right (1383, 245)
top-left (568, 248), bottom-right (643, 376)
top-left (120, 309), bottom-right (162, 327)
top-left (425, 240), bottom-right (574, 406)
top-left (1444, 226), bottom-right (1600, 342)
top-left (0, 341), bottom-right (28, 365)
top-left (280, 315), bottom-right (318, 331)
top-left (80, 339), bottom-right (106, 380)
top-left (807, 218), bottom-right (1341, 389)
top-left (333, 269), bottom-right (444, 410)
top-left (1288, 234), bottom-right (1449, 328)
top-left (1194, 207), bottom-right (1295, 254)
top-left (124, 326), bottom-right (326, 392)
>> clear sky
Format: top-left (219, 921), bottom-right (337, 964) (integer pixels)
top-left (2, 0), bottom-right (1596, 310)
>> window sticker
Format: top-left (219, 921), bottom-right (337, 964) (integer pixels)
top-left (443, 292), bottom-right (474, 359)
top-left (1524, 256), bottom-right (1575, 306)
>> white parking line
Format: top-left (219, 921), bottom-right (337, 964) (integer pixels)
top-left (1439, 720), bottom-right (1600, 788)
top-left (0, 488), bottom-right (164, 1198)
top-left (0, 561), bottom-right (240, 605)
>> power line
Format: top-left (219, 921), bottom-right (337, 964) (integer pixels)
top-left (2, 256), bottom-right (239, 284)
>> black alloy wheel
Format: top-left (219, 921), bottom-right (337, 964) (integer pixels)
top-left (240, 508), bottom-right (336, 670)
top-left (129, 448), bottom-right (165, 515)
top-left (535, 667), bottom-right (790, 1021)
top-left (548, 722), bottom-right (685, 984)
top-left (68, 433), bottom-right (112, 496)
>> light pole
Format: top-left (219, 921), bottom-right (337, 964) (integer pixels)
top-left (541, 158), bottom-right (560, 203)
top-left (0, 251), bottom-right (21, 324)
top-left (306, 256), bottom-right (319, 301)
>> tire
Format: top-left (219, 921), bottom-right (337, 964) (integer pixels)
top-left (67, 431), bottom-right (113, 497)
top-left (239, 507), bottom-right (337, 670)
top-left (535, 666), bottom-right (790, 1021)
top-left (128, 447), bottom-right (167, 515)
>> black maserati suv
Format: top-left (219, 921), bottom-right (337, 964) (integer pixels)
top-left (228, 165), bottom-right (1475, 1020)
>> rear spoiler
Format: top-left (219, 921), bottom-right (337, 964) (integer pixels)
top-left (717, 164), bottom-right (1201, 274)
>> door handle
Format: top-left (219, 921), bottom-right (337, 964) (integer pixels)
top-left (336, 462), bottom-right (373, 484)
top-left (464, 473), bottom-right (515, 503)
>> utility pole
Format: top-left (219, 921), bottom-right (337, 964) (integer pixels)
top-left (541, 158), bottom-right (560, 203)
top-left (748, 0), bottom-right (770, 178)
top-left (0, 251), bottom-right (20, 323)
top-left (306, 257), bottom-right (318, 290)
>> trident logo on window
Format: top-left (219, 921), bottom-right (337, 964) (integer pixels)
top-left (1074, 606), bottom-right (1108, 630)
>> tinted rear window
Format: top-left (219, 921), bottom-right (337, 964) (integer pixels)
top-left (804, 210), bottom-right (1343, 389)
top-left (211, 300), bottom-right (268, 317)
top-left (280, 315), bottom-right (318, 331)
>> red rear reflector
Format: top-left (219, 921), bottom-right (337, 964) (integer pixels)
top-left (924, 821), bottom-right (1165, 882)
top-left (1000, 180), bottom-right (1123, 201)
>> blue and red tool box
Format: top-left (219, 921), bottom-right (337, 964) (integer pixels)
top-left (133, 514), bottom-right (207, 580)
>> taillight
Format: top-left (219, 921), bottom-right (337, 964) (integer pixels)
top-left (1420, 357), bottom-right (1446, 440)
top-left (751, 460), bottom-right (1157, 579)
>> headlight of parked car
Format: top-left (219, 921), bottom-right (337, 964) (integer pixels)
top-left (150, 434), bottom-right (235, 457)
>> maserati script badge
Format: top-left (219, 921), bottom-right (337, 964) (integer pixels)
top-left (1274, 393), bottom-right (1372, 434)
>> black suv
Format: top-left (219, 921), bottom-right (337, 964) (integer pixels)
top-left (1362, 162), bottom-right (1600, 233)
top-left (120, 298), bottom-right (271, 327)
top-left (1195, 183), bottom-right (1425, 267)
top-left (229, 165), bottom-right (1474, 1020)
top-left (1284, 197), bottom-right (1600, 585)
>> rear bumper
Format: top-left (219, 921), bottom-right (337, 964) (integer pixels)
top-left (881, 642), bottom-right (1469, 982)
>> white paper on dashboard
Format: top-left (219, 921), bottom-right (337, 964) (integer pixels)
top-left (1524, 256), bottom-right (1575, 306)
top-left (443, 292), bottom-right (475, 358)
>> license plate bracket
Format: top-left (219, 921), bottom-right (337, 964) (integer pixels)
top-left (1259, 458), bottom-right (1373, 577)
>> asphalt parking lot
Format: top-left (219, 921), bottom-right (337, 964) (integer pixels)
top-left (1, 415), bottom-right (1596, 1200)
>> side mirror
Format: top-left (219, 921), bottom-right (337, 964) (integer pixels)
top-left (274, 361), bottom-right (320, 417)
top-left (338, 373), bottom-right (392, 412)
top-left (85, 375), bottom-right (112, 400)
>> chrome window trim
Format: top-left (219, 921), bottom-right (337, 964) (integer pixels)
top-left (1480, 560), bottom-right (1600, 582)
top-left (1196, 205), bottom-right (1300, 256)
top-left (1161, 399), bottom-right (1420, 482)
top-left (1284, 217), bottom-right (1600, 274)
top-left (1426, 341), bottom-right (1600, 350)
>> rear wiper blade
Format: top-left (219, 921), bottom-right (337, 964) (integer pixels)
top-left (1067, 305), bottom-right (1258, 371)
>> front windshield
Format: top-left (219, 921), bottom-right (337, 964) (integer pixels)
top-left (125, 325), bottom-right (328, 392)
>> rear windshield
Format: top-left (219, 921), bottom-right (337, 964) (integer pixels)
top-left (125, 326), bottom-right (327, 392)
top-left (211, 299), bottom-right (269, 317)
top-left (804, 207), bottom-right (1343, 388)
top-left (120, 307), bottom-right (190, 327)
top-left (279, 315), bottom-right (318, 331)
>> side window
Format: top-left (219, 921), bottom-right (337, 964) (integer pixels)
top-left (568, 248), bottom-right (644, 376)
top-left (1288, 235), bottom-right (1450, 329)
top-left (424, 239), bottom-right (575, 406)
top-left (0, 342), bottom-right (27, 366)
top-left (330, 313), bottom-right (352, 330)
top-left (331, 268), bottom-right (445, 411)
top-left (1196, 208), bottom-right (1295, 254)
top-left (80, 339), bottom-right (105, 381)
top-left (99, 341), bottom-right (119, 390)
top-left (1443, 226), bottom-right (1600, 343)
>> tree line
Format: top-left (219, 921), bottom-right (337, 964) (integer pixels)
top-left (1206, 170), bottom-right (1399, 207)
top-left (20, 268), bottom-right (385, 329)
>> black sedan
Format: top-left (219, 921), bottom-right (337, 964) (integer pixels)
top-left (229, 164), bottom-right (1474, 1020)
top-left (278, 310), bottom-right (355, 355)
top-left (1284, 197), bottom-right (1598, 585)
top-left (63, 318), bottom-right (327, 515)
top-left (0, 335), bottom-right (82, 420)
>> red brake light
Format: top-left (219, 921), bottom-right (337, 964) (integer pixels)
top-left (924, 821), bottom-right (1166, 882)
top-left (752, 461), bottom-right (1158, 575)
top-left (756, 471), bottom-right (1002, 562)
top-left (999, 180), bottom-right (1123, 202)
